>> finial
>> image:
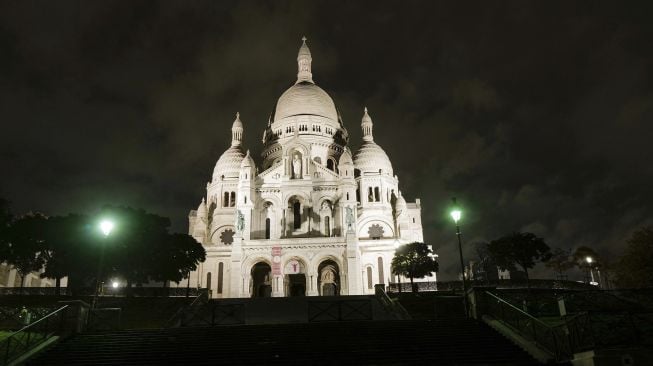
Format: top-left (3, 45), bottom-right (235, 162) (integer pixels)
top-left (201, 197), bottom-right (205, 203)
top-left (236, 112), bottom-right (240, 119)
top-left (364, 106), bottom-right (368, 114)
top-left (246, 149), bottom-right (250, 156)
top-left (302, 36), bottom-right (307, 42)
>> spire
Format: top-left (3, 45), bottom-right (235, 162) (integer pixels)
top-left (231, 112), bottom-right (243, 146)
top-left (361, 107), bottom-right (374, 142)
top-left (296, 36), bottom-right (313, 83)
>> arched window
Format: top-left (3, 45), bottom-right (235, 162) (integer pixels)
top-left (206, 272), bottom-right (212, 291)
top-left (327, 159), bottom-right (334, 171)
top-left (368, 187), bottom-right (374, 202)
top-left (324, 216), bottom-right (330, 237)
top-left (217, 263), bottom-right (224, 294)
top-left (230, 192), bottom-right (236, 207)
top-left (356, 188), bottom-right (360, 203)
top-left (223, 192), bottom-right (229, 207)
top-left (346, 192), bottom-right (350, 200)
top-left (293, 201), bottom-right (301, 229)
top-left (366, 267), bottom-right (373, 289)
top-left (265, 218), bottom-right (271, 239)
top-left (374, 187), bottom-right (380, 202)
top-left (378, 257), bottom-right (385, 285)
top-left (244, 196), bottom-right (247, 204)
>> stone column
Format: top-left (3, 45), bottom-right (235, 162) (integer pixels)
top-left (307, 272), bottom-right (319, 296)
top-left (229, 236), bottom-right (243, 298)
top-left (346, 232), bottom-right (362, 295)
top-left (272, 275), bottom-right (284, 297)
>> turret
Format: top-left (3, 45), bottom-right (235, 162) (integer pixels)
top-left (232, 112), bottom-right (243, 146)
top-left (361, 107), bottom-right (374, 142)
top-left (297, 36), bottom-right (313, 83)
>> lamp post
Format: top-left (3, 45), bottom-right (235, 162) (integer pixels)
top-left (393, 240), bottom-right (402, 293)
top-left (92, 220), bottom-right (114, 309)
top-left (451, 198), bottom-right (469, 317)
top-left (585, 256), bottom-right (596, 285)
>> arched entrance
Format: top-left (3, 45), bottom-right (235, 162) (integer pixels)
top-left (318, 260), bottom-right (340, 296)
top-left (251, 262), bottom-right (272, 298)
top-left (284, 259), bottom-right (306, 297)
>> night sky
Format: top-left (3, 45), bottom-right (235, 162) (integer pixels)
top-left (2, 1), bottom-right (652, 280)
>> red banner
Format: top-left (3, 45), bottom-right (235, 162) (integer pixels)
top-left (272, 246), bottom-right (282, 275)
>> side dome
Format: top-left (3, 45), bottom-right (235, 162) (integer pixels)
top-left (274, 82), bottom-right (338, 122)
top-left (353, 142), bottom-right (393, 176)
top-left (213, 146), bottom-right (245, 180)
top-left (353, 107), bottom-right (393, 175)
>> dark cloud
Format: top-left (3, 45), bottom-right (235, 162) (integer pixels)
top-left (1, 1), bottom-right (652, 280)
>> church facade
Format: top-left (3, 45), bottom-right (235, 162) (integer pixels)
top-left (179, 38), bottom-right (428, 298)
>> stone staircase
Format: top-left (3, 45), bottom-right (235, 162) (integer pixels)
top-left (29, 319), bottom-right (540, 365)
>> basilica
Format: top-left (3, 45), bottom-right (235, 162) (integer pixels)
top-left (179, 38), bottom-right (428, 298)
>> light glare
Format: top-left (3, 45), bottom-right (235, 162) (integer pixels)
top-left (586, 256), bottom-right (593, 264)
top-left (451, 209), bottom-right (461, 223)
top-left (100, 220), bottom-right (114, 236)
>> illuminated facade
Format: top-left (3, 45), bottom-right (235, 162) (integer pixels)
top-left (180, 38), bottom-right (428, 298)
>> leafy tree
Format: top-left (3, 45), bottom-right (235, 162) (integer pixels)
top-left (545, 247), bottom-right (575, 280)
top-left (487, 232), bottom-right (552, 288)
top-left (614, 227), bottom-right (653, 288)
top-left (0, 213), bottom-right (48, 289)
top-left (149, 233), bottom-right (206, 285)
top-left (97, 206), bottom-right (204, 287)
top-left (391, 242), bottom-right (439, 292)
top-left (40, 214), bottom-right (97, 292)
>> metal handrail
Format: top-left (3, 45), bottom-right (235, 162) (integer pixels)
top-left (484, 291), bottom-right (572, 361)
top-left (164, 291), bottom-right (208, 328)
top-left (0, 305), bottom-right (69, 365)
top-left (375, 285), bottom-right (411, 320)
top-left (484, 291), bottom-right (552, 328)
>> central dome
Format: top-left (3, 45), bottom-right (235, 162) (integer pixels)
top-left (274, 81), bottom-right (338, 122)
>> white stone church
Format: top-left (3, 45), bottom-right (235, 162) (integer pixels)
top-left (177, 38), bottom-right (429, 298)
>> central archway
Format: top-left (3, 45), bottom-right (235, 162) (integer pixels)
top-left (251, 262), bottom-right (272, 298)
top-left (318, 260), bottom-right (340, 296)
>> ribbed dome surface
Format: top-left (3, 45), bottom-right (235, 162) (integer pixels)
top-left (353, 142), bottom-right (393, 175)
top-left (275, 82), bottom-right (337, 122)
top-left (213, 146), bottom-right (245, 179)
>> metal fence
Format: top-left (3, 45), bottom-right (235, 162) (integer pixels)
top-left (0, 286), bottom-right (205, 297)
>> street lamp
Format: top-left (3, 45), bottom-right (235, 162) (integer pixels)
top-left (393, 239), bottom-right (402, 293)
top-left (451, 198), bottom-right (469, 317)
top-left (585, 256), bottom-right (596, 285)
top-left (92, 219), bottom-right (114, 309)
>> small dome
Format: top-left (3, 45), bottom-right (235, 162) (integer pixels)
top-left (213, 146), bottom-right (245, 179)
top-left (353, 141), bottom-right (393, 175)
top-left (339, 147), bottom-right (354, 166)
top-left (274, 82), bottom-right (338, 122)
top-left (240, 150), bottom-right (255, 168)
top-left (196, 198), bottom-right (207, 217)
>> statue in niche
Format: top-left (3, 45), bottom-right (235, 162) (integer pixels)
top-left (345, 206), bottom-right (354, 231)
top-left (292, 153), bottom-right (302, 179)
top-left (236, 210), bottom-right (245, 232)
top-left (321, 269), bottom-right (335, 283)
top-left (321, 201), bottom-right (331, 211)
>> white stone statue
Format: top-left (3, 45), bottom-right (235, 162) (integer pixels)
top-left (236, 210), bottom-right (245, 232)
top-left (345, 206), bottom-right (354, 231)
top-left (292, 154), bottom-right (302, 179)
